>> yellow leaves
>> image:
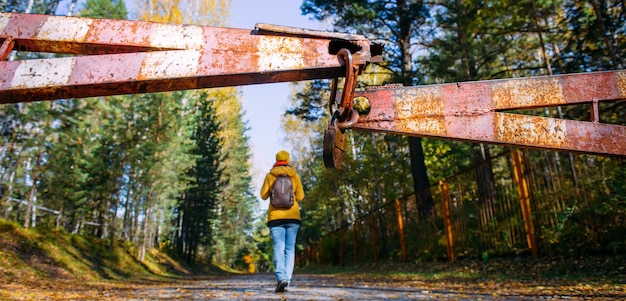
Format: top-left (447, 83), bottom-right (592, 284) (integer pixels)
top-left (137, 0), bottom-right (229, 26)
top-left (2, 273), bottom-right (626, 300)
top-left (242, 254), bottom-right (253, 264)
top-left (241, 254), bottom-right (256, 273)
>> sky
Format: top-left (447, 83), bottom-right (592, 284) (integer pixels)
top-left (229, 1), bottom-right (324, 203)
top-left (54, 0), bottom-right (324, 206)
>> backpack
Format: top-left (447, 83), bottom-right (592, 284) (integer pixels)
top-left (271, 174), bottom-right (294, 209)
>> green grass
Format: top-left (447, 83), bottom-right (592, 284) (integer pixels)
top-left (0, 218), bottom-right (221, 284)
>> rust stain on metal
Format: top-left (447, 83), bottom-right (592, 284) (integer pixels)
top-left (617, 71), bottom-right (626, 98)
top-left (0, 36), bottom-right (14, 60)
top-left (36, 16), bottom-right (92, 42)
top-left (492, 77), bottom-right (564, 110)
top-left (150, 23), bottom-right (203, 50)
top-left (257, 36), bottom-right (305, 71)
top-left (1, 13), bottom-right (39, 37)
top-left (356, 72), bottom-right (626, 156)
top-left (84, 19), bottom-right (155, 51)
top-left (68, 53), bottom-right (144, 85)
top-left (445, 114), bottom-right (496, 142)
top-left (561, 71), bottom-right (624, 104)
top-left (11, 58), bottom-right (75, 89)
top-left (395, 86), bottom-right (446, 135)
top-left (496, 113), bottom-right (566, 148)
top-left (0, 60), bottom-right (18, 89)
top-left (0, 13), bottom-right (364, 102)
top-left (566, 120), bottom-right (626, 155)
top-left (138, 50), bottom-right (200, 80)
top-left (355, 88), bottom-right (395, 122)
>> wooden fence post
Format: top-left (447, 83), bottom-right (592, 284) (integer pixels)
top-left (511, 149), bottom-right (539, 258)
top-left (440, 180), bottom-right (455, 262)
top-left (394, 199), bottom-right (408, 262)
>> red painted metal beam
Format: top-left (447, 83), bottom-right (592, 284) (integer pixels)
top-left (0, 13), bottom-right (380, 103)
top-left (2, 14), bottom-right (624, 157)
top-left (354, 70), bottom-right (626, 157)
top-left (0, 36), bottom-right (14, 60)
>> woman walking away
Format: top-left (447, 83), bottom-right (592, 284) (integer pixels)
top-left (260, 150), bottom-right (305, 293)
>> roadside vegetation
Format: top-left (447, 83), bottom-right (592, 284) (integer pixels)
top-left (0, 218), bottom-right (226, 300)
top-left (1, 218), bottom-right (624, 300)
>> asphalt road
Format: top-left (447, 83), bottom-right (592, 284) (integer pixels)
top-left (127, 273), bottom-right (578, 300)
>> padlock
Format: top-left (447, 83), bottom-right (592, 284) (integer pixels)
top-left (323, 119), bottom-right (347, 169)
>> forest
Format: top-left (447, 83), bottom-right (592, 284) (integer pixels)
top-left (1, 0), bottom-right (624, 274)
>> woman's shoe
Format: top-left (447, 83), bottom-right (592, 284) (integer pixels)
top-left (275, 280), bottom-right (288, 292)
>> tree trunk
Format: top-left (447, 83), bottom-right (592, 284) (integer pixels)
top-left (588, 0), bottom-right (622, 68)
top-left (44, 0), bottom-right (61, 14)
top-left (109, 185), bottom-right (122, 251)
top-left (24, 0), bottom-right (34, 13)
top-left (408, 138), bottom-right (434, 219)
top-left (398, 0), bottom-right (434, 219)
top-left (530, 0), bottom-right (553, 75)
top-left (3, 170), bottom-right (15, 219)
top-left (66, 0), bottom-right (79, 16)
top-left (139, 203), bottom-right (151, 261)
top-left (23, 148), bottom-right (43, 228)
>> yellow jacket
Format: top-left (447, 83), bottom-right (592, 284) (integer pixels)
top-left (260, 164), bottom-right (305, 224)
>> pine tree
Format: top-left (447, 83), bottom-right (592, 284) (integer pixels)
top-left (177, 92), bottom-right (223, 263)
top-left (80, 0), bottom-right (127, 19)
top-left (211, 88), bottom-right (257, 268)
top-left (301, 0), bottom-right (435, 218)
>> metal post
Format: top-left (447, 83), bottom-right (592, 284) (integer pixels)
top-left (440, 180), bottom-right (456, 262)
top-left (394, 199), bottom-right (408, 262)
top-left (511, 149), bottom-right (539, 258)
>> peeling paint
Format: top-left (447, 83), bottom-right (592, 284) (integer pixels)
top-left (12, 58), bottom-right (75, 88)
top-left (257, 36), bottom-right (304, 71)
top-left (150, 24), bottom-right (203, 50)
top-left (492, 77), bottom-right (564, 110)
top-left (398, 117), bottom-right (446, 136)
top-left (396, 86), bottom-right (443, 119)
top-left (139, 50), bottom-right (200, 80)
top-left (496, 113), bottom-right (566, 148)
top-left (37, 17), bottom-right (92, 42)
top-left (617, 71), bottom-right (626, 98)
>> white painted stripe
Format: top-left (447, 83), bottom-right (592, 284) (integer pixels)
top-left (36, 16), bottom-right (93, 42)
top-left (139, 50), bottom-right (200, 79)
top-left (257, 36), bottom-right (304, 71)
top-left (150, 24), bottom-right (203, 49)
top-left (12, 57), bottom-right (75, 88)
top-left (0, 13), bottom-right (10, 34)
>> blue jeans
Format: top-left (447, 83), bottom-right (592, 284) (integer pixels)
top-left (270, 223), bottom-right (300, 283)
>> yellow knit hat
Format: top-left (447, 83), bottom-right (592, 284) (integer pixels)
top-left (276, 150), bottom-right (290, 163)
